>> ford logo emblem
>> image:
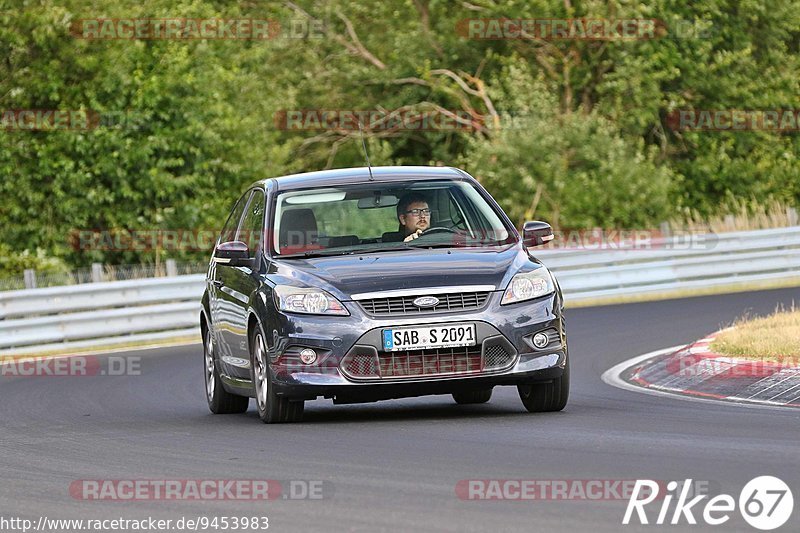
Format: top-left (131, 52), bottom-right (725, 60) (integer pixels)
top-left (413, 296), bottom-right (440, 308)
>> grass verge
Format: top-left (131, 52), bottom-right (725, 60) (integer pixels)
top-left (711, 306), bottom-right (800, 363)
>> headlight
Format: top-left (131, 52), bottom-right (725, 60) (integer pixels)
top-left (501, 268), bottom-right (555, 305)
top-left (274, 286), bottom-right (350, 316)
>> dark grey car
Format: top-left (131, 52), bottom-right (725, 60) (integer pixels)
top-left (201, 166), bottom-right (568, 423)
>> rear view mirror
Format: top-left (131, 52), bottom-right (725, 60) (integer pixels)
top-left (357, 194), bottom-right (398, 209)
top-left (522, 221), bottom-right (554, 247)
top-left (214, 240), bottom-right (253, 267)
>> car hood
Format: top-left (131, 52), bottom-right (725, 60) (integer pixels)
top-left (269, 245), bottom-right (541, 299)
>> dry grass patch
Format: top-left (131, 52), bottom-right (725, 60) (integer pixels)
top-left (711, 306), bottom-right (800, 363)
top-left (672, 199), bottom-right (798, 233)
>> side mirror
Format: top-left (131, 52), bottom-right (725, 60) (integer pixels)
top-left (522, 221), bottom-right (554, 247)
top-left (214, 240), bottom-right (253, 267)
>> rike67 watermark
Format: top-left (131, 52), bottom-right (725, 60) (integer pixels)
top-left (624, 476), bottom-right (793, 530)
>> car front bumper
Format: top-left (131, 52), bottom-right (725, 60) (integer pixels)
top-left (267, 291), bottom-right (566, 402)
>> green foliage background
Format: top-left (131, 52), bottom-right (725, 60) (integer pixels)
top-left (1, 0), bottom-right (799, 272)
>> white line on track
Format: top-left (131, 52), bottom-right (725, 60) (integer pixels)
top-left (601, 346), bottom-right (798, 411)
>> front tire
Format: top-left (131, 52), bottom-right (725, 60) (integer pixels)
top-left (204, 327), bottom-right (249, 414)
top-left (251, 328), bottom-right (304, 424)
top-left (452, 388), bottom-right (493, 404)
top-left (517, 356), bottom-right (569, 412)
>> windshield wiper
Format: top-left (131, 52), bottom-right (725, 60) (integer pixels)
top-left (404, 241), bottom-right (460, 249)
top-left (347, 246), bottom-right (415, 255)
top-left (279, 246), bottom-right (413, 259)
top-left (278, 249), bottom-right (357, 259)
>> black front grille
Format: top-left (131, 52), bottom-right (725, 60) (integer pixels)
top-left (342, 351), bottom-right (380, 378)
top-left (358, 292), bottom-right (490, 316)
top-left (379, 346), bottom-right (484, 378)
top-left (484, 344), bottom-right (512, 369)
top-left (339, 337), bottom-right (516, 381)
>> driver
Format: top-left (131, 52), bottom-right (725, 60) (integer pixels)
top-left (396, 192), bottom-right (431, 242)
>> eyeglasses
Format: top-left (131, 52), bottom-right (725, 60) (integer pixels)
top-left (404, 208), bottom-right (431, 217)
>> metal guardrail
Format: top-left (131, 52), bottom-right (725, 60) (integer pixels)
top-left (535, 226), bottom-right (800, 298)
top-left (0, 260), bottom-right (207, 291)
top-left (0, 275), bottom-right (205, 319)
top-left (1, 227), bottom-right (799, 355)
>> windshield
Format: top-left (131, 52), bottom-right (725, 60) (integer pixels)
top-left (272, 179), bottom-right (515, 257)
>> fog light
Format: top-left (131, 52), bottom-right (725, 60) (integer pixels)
top-left (532, 332), bottom-right (549, 349)
top-left (299, 348), bottom-right (317, 365)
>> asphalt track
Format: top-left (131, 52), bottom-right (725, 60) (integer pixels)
top-left (1, 287), bottom-right (799, 532)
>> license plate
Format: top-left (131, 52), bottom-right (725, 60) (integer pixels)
top-left (382, 324), bottom-right (477, 352)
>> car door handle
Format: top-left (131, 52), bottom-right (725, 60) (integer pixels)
top-left (211, 280), bottom-right (224, 288)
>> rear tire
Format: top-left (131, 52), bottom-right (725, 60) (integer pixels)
top-left (517, 356), bottom-right (569, 412)
top-left (251, 327), bottom-right (304, 423)
top-left (204, 327), bottom-right (249, 414)
top-left (452, 388), bottom-right (493, 404)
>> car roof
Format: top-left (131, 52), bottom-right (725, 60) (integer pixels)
top-left (250, 166), bottom-right (470, 191)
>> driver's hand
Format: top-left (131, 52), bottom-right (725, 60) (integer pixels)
top-left (403, 229), bottom-right (422, 242)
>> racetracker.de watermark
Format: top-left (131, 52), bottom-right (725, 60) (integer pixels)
top-left (68, 228), bottom-right (717, 252)
top-left (1, 110), bottom-right (98, 131)
top-left (70, 18), bottom-right (329, 40)
top-left (0, 356), bottom-right (140, 377)
top-left (456, 479), bottom-right (716, 501)
top-left (666, 109), bottom-right (800, 131)
top-left (69, 229), bottom-right (227, 252)
top-left (455, 18), bottom-right (713, 40)
top-left (70, 19), bottom-right (280, 40)
top-left (666, 354), bottom-right (800, 378)
top-left (539, 229), bottom-right (717, 251)
top-left (274, 109), bottom-right (479, 132)
top-left (2, 109), bottom-right (152, 132)
top-left (69, 479), bottom-right (330, 501)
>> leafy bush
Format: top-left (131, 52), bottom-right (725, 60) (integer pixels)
top-left (0, 0), bottom-right (798, 270)
top-left (461, 69), bottom-right (673, 228)
top-left (0, 243), bottom-right (70, 278)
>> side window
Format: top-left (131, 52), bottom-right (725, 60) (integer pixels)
top-left (219, 192), bottom-right (251, 244)
top-left (238, 190), bottom-right (265, 253)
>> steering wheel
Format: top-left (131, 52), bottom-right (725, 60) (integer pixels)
top-left (419, 226), bottom-right (459, 236)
